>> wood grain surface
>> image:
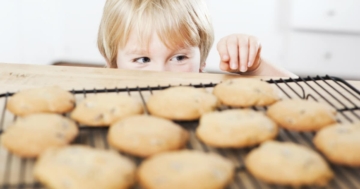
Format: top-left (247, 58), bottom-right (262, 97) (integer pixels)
top-left (0, 63), bottom-right (297, 94)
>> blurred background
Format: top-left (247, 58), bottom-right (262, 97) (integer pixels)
top-left (0, 0), bottom-right (359, 79)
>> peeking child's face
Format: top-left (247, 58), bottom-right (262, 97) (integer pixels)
top-left (116, 32), bottom-right (201, 72)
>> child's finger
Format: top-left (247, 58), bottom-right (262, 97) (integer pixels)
top-left (238, 37), bottom-right (249, 72)
top-left (227, 37), bottom-right (239, 70)
top-left (216, 39), bottom-right (230, 62)
top-left (220, 62), bottom-right (240, 73)
top-left (248, 38), bottom-right (260, 67)
top-left (219, 61), bottom-right (231, 71)
top-left (248, 45), bottom-right (262, 72)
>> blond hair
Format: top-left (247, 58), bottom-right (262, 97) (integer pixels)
top-left (98, 0), bottom-right (214, 68)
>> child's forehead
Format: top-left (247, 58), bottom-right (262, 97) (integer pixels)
top-left (122, 28), bottom-right (191, 52)
top-left (123, 37), bottom-right (193, 56)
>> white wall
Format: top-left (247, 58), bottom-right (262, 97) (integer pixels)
top-left (0, 0), bottom-right (106, 65)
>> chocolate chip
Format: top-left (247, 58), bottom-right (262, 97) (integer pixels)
top-left (61, 179), bottom-right (72, 188)
top-left (150, 138), bottom-right (164, 146)
top-left (69, 99), bottom-right (75, 106)
top-left (337, 127), bottom-right (350, 134)
top-left (169, 162), bottom-right (182, 171)
top-left (247, 112), bottom-right (255, 118)
top-left (61, 121), bottom-right (68, 129)
top-left (131, 137), bottom-right (140, 145)
top-left (286, 118), bottom-right (294, 124)
top-left (110, 108), bottom-right (117, 114)
top-left (228, 116), bottom-right (239, 121)
top-left (56, 132), bottom-right (65, 139)
top-left (281, 148), bottom-right (291, 157)
top-left (94, 114), bottom-right (104, 121)
top-left (254, 88), bottom-right (261, 93)
top-left (21, 105), bottom-right (29, 110)
top-left (303, 158), bottom-right (315, 169)
top-left (154, 177), bottom-right (167, 185)
top-left (212, 169), bottom-right (225, 180)
top-left (124, 173), bottom-right (135, 183)
top-left (69, 148), bottom-right (79, 154)
top-left (85, 102), bottom-right (95, 108)
top-left (248, 136), bottom-right (258, 143)
top-left (116, 123), bottom-right (124, 127)
top-left (193, 96), bottom-right (201, 103)
top-left (263, 123), bottom-right (274, 132)
top-left (327, 141), bottom-right (337, 149)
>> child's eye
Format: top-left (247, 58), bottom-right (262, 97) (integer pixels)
top-left (134, 57), bottom-right (151, 64)
top-left (170, 55), bottom-right (187, 62)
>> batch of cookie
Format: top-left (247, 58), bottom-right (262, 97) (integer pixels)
top-left (1, 78), bottom-right (359, 189)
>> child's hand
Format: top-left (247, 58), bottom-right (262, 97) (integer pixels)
top-left (217, 34), bottom-right (261, 73)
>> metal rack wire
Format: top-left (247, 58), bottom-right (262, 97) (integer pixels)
top-left (1, 75), bottom-right (360, 189)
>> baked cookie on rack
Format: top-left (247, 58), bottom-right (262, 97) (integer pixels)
top-left (245, 141), bottom-right (334, 187)
top-left (108, 115), bottom-right (189, 157)
top-left (1, 113), bottom-right (78, 158)
top-left (7, 86), bottom-right (75, 116)
top-left (267, 99), bottom-right (337, 131)
top-left (196, 109), bottom-right (278, 148)
top-left (71, 94), bottom-right (144, 126)
top-left (138, 150), bottom-right (234, 189)
top-left (34, 145), bottom-right (136, 189)
top-left (213, 78), bottom-right (279, 107)
top-left (314, 122), bottom-right (360, 167)
top-left (147, 87), bottom-right (219, 121)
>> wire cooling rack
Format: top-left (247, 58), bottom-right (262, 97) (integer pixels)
top-left (1, 75), bottom-right (360, 189)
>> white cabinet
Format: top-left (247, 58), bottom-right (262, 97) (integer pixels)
top-left (290, 0), bottom-right (360, 33)
top-left (284, 0), bottom-right (360, 79)
top-left (285, 32), bottom-right (360, 78)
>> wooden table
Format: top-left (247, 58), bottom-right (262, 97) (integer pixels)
top-left (0, 63), bottom-right (297, 93)
top-left (1, 63), bottom-right (359, 92)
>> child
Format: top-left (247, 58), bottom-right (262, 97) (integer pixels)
top-left (97, 0), bottom-right (280, 75)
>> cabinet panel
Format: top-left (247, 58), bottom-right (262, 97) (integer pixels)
top-left (285, 32), bottom-right (360, 78)
top-left (290, 0), bottom-right (360, 33)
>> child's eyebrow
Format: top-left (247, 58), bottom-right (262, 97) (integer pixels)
top-left (125, 48), bottom-right (149, 55)
top-left (175, 47), bottom-right (192, 53)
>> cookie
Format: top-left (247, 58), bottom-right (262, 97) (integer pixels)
top-left (245, 141), bottom-right (334, 187)
top-left (147, 87), bottom-right (219, 121)
top-left (267, 99), bottom-right (337, 131)
top-left (71, 94), bottom-right (144, 126)
top-left (314, 122), bottom-right (360, 167)
top-left (213, 78), bottom-right (279, 107)
top-left (7, 86), bottom-right (75, 116)
top-left (196, 109), bottom-right (278, 148)
top-left (1, 113), bottom-right (78, 158)
top-left (108, 115), bottom-right (189, 157)
top-left (34, 145), bottom-right (136, 189)
top-left (138, 150), bottom-right (234, 189)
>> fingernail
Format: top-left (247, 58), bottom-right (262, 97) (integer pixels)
top-left (231, 62), bottom-right (237, 70)
top-left (240, 66), bottom-right (247, 72)
top-left (248, 61), bottom-right (253, 67)
top-left (223, 55), bottom-right (229, 61)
